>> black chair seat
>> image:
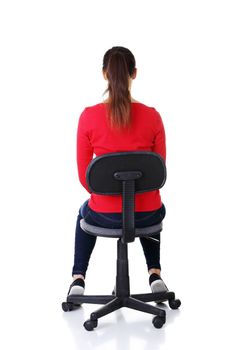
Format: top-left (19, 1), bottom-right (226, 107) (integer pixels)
top-left (80, 218), bottom-right (162, 238)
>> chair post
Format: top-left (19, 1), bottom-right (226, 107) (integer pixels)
top-left (122, 179), bottom-right (135, 243)
top-left (115, 238), bottom-right (130, 297)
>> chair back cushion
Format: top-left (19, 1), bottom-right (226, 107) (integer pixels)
top-left (86, 151), bottom-right (166, 195)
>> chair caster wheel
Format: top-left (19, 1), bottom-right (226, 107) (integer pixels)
top-left (169, 299), bottom-right (181, 309)
top-left (83, 319), bottom-right (98, 331)
top-left (62, 302), bottom-right (74, 312)
top-left (152, 316), bottom-right (165, 329)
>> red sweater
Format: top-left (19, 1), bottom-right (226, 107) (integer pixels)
top-left (77, 102), bottom-right (166, 213)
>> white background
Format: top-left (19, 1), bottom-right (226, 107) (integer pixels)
top-left (0, 0), bottom-right (233, 349)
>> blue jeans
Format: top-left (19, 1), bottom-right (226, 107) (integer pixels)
top-left (72, 199), bottom-right (166, 278)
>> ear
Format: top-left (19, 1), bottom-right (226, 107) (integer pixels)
top-left (102, 69), bottom-right (107, 80)
top-left (132, 68), bottom-right (137, 79)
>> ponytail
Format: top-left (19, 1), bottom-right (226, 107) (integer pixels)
top-left (102, 47), bottom-right (136, 130)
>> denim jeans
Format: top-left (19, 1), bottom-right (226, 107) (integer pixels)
top-left (72, 199), bottom-right (166, 278)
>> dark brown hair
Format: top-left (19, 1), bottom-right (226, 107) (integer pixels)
top-left (102, 46), bottom-right (136, 130)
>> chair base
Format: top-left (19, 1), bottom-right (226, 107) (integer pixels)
top-left (62, 239), bottom-right (181, 330)
top-left (63, 290), bottom-right (181, 330)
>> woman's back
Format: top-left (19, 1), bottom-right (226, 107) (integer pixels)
top-left (77, 101), bottom-right (166, 213)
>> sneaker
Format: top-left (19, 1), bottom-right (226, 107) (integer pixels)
top-left (149, 273), bottom-right (168, 294)
top-left (67, 278), bottom-right (85, 296)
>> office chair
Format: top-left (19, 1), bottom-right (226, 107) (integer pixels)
top-left (62, 151), bottom-right (181, 330)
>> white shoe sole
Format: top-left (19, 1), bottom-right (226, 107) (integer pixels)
top-left (150, 279), bottom-right (168, 293)
top-left (68, 285), bottom-right (84, 296)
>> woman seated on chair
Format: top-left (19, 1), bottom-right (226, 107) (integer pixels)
top-left (67, 46), bottom-right (168, 296)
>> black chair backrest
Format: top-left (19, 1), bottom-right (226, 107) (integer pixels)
top-left (86, 151), bottom-right (166, 243)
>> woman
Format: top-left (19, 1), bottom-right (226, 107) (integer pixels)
top-left (67, 46), bottom-right (168, 296)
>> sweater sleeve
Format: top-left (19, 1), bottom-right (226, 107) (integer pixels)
top-left (76, 108), bottom-right (93, 193)
top-left (152, 110), bottom-right (166, 162)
